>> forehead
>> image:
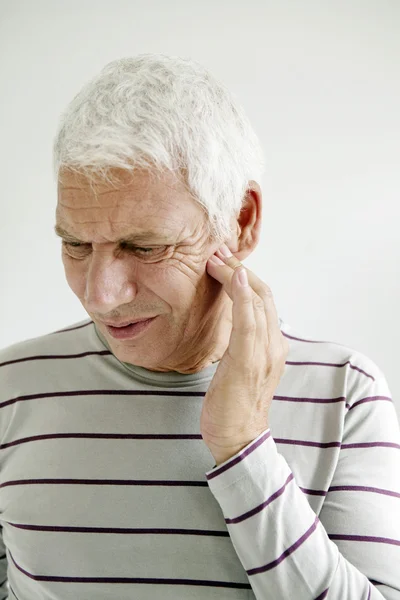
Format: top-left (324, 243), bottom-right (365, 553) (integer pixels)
top-left (56, 167), bottom-right (204, 242)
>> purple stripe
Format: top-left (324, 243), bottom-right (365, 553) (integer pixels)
top-left (9, 522), bottom-right (229, 536)
top-left (341, 441), bottom-right (400, 450)
top-left (274, 395), bottom-right (345, 404)
top-left (206, 430), bottom-right (271, 480)
top-left (6, 475), bottom-right (395, 498)
top-left (1, 389), bottom-right (391, 414)
top-left (226, 474), bottom-right (294, 524)
top-left (0, 389), bottom-right (206, 410)
top-left (0, 391), bottom-right (346, 410)
top-left (247, 516), bottom-right (319, 575)
top-left (329, 484), bottom-right (400, 499)
top-left (275, 438), bottom-right (341, 449)
top-left (4, 432), bottom-right (396, 453)
top-left (8, 550), bottom-right (251, 588)
top-left (348, 396), bottom-right (392, 411)
top-left (314, 588), bottom-right (329, 600)
top-left (329, 533), bottom-right (400, 546)
top-left (367, 585), bottom-right (371, 600)
top-left (299, 487), bottom-right (327, 497)
top-left (0, 432), bottom-right (203, 450)
top-left (0, 478), bottom-right (208, 488)
top-left (285, 359), bottom-right (375, 381)
top-left (276, 439), bottom-right (399, 450)
top-left (0, 350), bottom-right (111, 368)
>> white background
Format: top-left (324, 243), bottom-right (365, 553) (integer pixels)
top-left (0, 0), bottom-right (399, 415)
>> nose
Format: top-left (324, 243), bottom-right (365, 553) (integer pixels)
top-left (83, 251), bottom-right (138, 314)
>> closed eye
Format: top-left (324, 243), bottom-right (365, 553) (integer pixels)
top-left (62, 241), bottom-right (160, 256)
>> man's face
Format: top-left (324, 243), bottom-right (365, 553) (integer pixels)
top-left (56, 167), bottom-right (232, 373)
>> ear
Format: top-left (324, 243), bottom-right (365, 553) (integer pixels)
top-left (227, 180), bottom-right (263, 261)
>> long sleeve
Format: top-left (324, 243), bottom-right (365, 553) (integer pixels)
top-left (206, 374), bottom-right (400, 599)
top-left (0, 526), bottom-right (8, 600)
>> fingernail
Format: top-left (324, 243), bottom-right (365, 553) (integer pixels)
top-left (219, 244), bottom-right (232, 258)
top-left (209, 255), bottom-right (225, 266)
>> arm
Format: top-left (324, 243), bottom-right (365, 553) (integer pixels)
top-left (206, 373), bottom-right (400, 599)
top-left (0, 525), bottom-right (8, 600)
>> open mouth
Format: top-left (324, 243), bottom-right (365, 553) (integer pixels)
top-left (105, 318), bottom-right (156, 339)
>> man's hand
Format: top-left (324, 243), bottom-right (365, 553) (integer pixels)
top-left (200, 244), bottom-right (289, 466)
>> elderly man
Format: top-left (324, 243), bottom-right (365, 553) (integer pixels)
top-left (0, 54), bottom-right (399, 600)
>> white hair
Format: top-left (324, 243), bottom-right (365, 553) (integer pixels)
top-left (52, 54), bottom-right (265, 244)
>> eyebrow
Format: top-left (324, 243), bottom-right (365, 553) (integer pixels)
top-left (54, 225), bottom-right (173, 245)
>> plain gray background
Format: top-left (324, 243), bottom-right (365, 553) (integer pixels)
top-left (0, 0), bottom-right (399, 415)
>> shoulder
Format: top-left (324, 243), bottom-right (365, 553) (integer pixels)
top-left (279, 318), bottom-right (386, 397)
top-left (0, 318), bottom-right (95, 369)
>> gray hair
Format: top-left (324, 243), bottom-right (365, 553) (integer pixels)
top-left (53, 54), bottom-right (265, 244)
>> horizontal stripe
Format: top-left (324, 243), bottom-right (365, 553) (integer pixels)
top-left (9, 550), bottom-right (251, 588)
top-left (0, 478), bottom-right (208, 488)
top-left (0, 391), bottom-right (347, 410)
top-left (0, 388), bottom-right (383, 413)
top-left (0, 389), bottom-right (206, 410)
top-left (2, 388), bottom-right (388, 414)
top-left (348, 396), bottom-right (392, 410)
top-left (328, 485), bottom-right (400, 499)
top-left (275, 438), bottom-right (341, 448)
top-left (1, 432), bottom-right (397, 452)
top-left (0, 350), bottom-right (111, 368)
top-left (274, 395), bottom-right (345, 404)
top-left (285, 360), bottom-right (375, 380)
top-left (0, 432), bottom-right (203, 450)
top-left (3, 479), bottom-right (396, 498)
top-left (340, 441), bottom-right (400, 449)
top-left (329, 534), bottom-right (400, 546)
top-left (247, 516), bottom-right (319, 575)
top-left (8, 522), bottom-right (230, 536)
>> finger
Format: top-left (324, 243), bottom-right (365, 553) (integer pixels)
top-left (214, 249), bottom-right (269, 301)
top-left (212, 249), bottom-right (281, 350)
top-left (207, 256), bottom-right (244, 299)
top-left (228, 267), bottom-right (258, 364)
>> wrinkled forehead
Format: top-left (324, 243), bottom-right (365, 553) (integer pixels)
top-left (56, 167), bottom-right (207, 242)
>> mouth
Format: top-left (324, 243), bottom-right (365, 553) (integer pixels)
top-left (104, 317), bottom-right (157, 340)
top-left (102, 317), bottom-right (154, 327)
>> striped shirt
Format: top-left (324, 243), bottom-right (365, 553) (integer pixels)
top-left (0, 317), bottom-right (399, 600)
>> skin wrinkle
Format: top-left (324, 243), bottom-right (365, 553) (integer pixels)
top-left (56, 167), bottom-right (262, 374)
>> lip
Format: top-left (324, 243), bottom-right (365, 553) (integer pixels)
top-left (102, 318), bottom-right (155, 327)
top-left (105, 317), bottom-right (157, 340)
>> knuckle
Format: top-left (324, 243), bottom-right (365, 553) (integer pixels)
top-left (262, 285), bottom-right (273, 298)
top-left (253, 298), bottom-right (265, 312)
top-left (235, 322), bottom-right (256, 335)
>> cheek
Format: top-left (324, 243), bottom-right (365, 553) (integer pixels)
top-left (62, 257), bottom-right (86, 297)
top-left (155, 263), bottom-right (201, 309)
